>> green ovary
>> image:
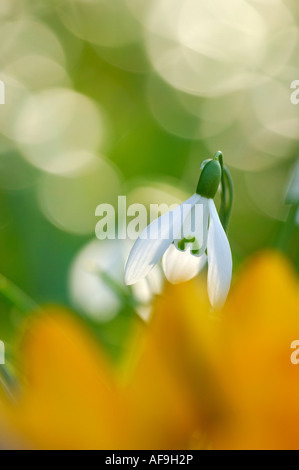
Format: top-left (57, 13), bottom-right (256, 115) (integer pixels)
top-left (177, 237), bottom-right (200, 255)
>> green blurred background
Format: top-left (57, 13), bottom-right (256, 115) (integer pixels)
top-left (0, 0), bottom-right (298, 359)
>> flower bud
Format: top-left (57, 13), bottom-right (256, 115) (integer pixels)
top-left (196, 160), bottom-right (221, 199)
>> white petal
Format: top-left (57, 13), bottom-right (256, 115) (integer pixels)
top-left (162, 244), bottom-right (207, 284)
top-left (124, 194), bottom-right (199, 285)
top-left (173, 196), bottom-right (208, 257)
top-left (207, 199), bottom-right (232, 309)
top-left (136, 305), bottom-right (152, 323)
top-left (131, 264), bottom-right (163, 304)
top-left (132, 265), bottom-right (164, 323)
top-left (193, 196), bottom-right (209, 257)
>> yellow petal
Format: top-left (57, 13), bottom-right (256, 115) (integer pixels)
top-left (212, 252), bottom-right (299, 449)
top-left (131, 279), bottom-right (222, 439)
top-left (3, 308), bottom-right (127, 450)
top-left (0, 305), bottom-right (202, 450)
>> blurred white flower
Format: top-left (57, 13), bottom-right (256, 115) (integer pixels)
top-left (287, 159), bottom-right (299, 204)
top-left (69, 239), bottom-right (163, 322)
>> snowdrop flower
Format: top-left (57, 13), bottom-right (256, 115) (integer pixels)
top-left (125, 153), bottom-right (233, 309)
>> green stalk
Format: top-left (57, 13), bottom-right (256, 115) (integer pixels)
top-left (222, 166), bottom-right (234, 230)
top-left (96, 270), bottom-right (142, 310)
top-left (0, 274), bottom-right (38, 314)
top-left (218, 153), bottom-right (234, 232)
top-left (0, 276), bottom-right (39, 400)
top-left (0, 365), bottom-right (16, 401)
top-left (276, 204), bottom-right (299, 254)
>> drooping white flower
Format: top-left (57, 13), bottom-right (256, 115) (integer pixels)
top-left (125, 157), bottom-right (233, 309)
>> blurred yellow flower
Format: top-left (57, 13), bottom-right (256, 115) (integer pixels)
top-left (212, 253), bottom-right (299, 450)
top-left (152, 251), bottom-right (299, 450)
top-left (0, 252), bottom-right (298, 450)
top-left (0, 307), bottom-right (199, 450)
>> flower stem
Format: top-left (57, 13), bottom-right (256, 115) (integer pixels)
top-left (0, 365), bottom-right (16, 401)
top-left (218, 153), bottom-right (234, 231)
top-left (94, 270), bottom-right (142, 310)
top-left (0, 274), bottom-right (38, 314)
top-left (0, 277), bottom-right (38, 399)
